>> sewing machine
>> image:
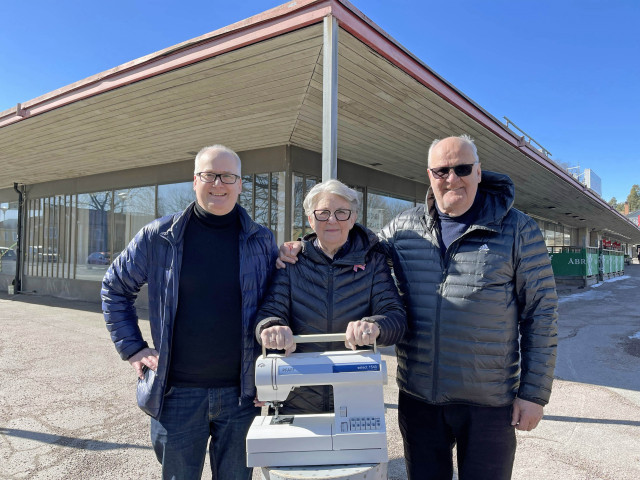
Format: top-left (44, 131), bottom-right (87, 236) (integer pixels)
top-left (246, 333), bottom-right (388, 467)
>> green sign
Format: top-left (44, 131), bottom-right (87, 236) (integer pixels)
top-left (549, 249), bottom-right (624, 277)
top-left (550, 251), bottom-right (586, 276)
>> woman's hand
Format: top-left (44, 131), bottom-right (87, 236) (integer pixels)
top-left (260, 325), bottom-right (296, 355)
top-left (345, 320), bottom-right (380, 350)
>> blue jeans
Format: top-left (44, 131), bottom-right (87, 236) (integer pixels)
top-left (150, 385), bottom-right (258, 480)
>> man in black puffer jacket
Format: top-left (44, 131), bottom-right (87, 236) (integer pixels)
top-left (379, 135), bottom-right (558, 480)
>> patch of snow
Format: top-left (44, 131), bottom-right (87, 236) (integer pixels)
top-left (591, 275), bottom-right (630, 288)
top-left (558, 275), bottom-right (630, 303)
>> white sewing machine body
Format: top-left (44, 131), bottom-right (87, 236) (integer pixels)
top-left (246, 339), bottom-right (388, 468)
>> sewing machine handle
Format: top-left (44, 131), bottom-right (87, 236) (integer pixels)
top-left (261, 333), bottom-right (377, 357)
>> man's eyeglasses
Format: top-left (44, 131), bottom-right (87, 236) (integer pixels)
top-left (195, 172), bottom-right (240, 184)
top-left (429, 163), bottom-right (477, 179)
top-left (312, 209), bottom-right (352, 221)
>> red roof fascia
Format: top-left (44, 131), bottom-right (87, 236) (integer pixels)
top-left (0, 0), bottom-right (332, 128)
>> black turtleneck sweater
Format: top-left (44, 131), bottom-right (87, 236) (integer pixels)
top-left (168, 203), bottom-right (242, 388)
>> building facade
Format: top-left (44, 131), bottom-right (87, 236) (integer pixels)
top-left (2, 0), bottom-right (639, 300)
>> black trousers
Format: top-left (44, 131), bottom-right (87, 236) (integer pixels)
top-left (398, 390), bottom-right (516, 480)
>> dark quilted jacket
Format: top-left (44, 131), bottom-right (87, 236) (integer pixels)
top-left (101, 202), bottom-right (278, 418)
top-left (256, 223), bottom-right (406, 413)
top-left (380, 171), bottom-right (558, 407)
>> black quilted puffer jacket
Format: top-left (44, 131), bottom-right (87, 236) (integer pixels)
top-left (255, 223), bottom-right (407, 414)
top-left (379, 171), bottom-right (558, 407)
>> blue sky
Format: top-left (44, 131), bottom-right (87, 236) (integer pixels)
top-left (1, 0), bottom-right (638, 203)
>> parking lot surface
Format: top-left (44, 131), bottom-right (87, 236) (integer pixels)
top-left (1, 266), bottom-right (639, 479)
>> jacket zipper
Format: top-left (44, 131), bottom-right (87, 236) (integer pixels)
top-left (158, 233), bottom-right (178, 415)
top-left (428, 214), bottom-right (496, 402)
top-left (237, 231), bottom-right (247, 405)
top-left (326, 265), bottom-right (335, 411)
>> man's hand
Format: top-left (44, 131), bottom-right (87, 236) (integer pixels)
top-left (276, 241), bottom-right (303, 269)
top-left (511, 397), bottom-right (544, 431)
top-left (261, 325), bottom-right (296, 355)
top-left (345, 320), bottom-right (380, 351)
top-left (128, 347), bottom-right (159, 380)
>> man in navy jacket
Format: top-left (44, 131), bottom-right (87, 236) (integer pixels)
top-left (102, 145), bottom-right (277, 480)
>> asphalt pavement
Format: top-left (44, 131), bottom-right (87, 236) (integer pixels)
top-left (1, 266), bottom-right (639, 479)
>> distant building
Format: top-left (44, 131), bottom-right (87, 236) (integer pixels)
top-left (626, 209), bottom-right (640, 227)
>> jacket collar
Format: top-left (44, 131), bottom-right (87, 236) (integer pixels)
top-left (425, 170), bottom-right (515, 230)
top-left (160, 202), bottom-right (257, 244)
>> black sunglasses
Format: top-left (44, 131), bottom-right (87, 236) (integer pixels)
top-left (429, 163), bottom-right (477, 179)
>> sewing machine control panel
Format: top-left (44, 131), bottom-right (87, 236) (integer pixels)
top-left (340, 417), bottom-right (382, 432)
top-left (339, 406), bottom-right (383, 432)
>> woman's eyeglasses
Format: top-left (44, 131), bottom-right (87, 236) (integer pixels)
top-left (312, 209), bottom-right (352, 221)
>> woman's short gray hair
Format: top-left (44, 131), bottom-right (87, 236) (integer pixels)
top-left (303, 179), bottom-right (360, 216)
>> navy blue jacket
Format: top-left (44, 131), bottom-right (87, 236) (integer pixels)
top-left (101, 202), bottom-right (278, 418)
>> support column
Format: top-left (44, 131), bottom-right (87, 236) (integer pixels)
top-left (577, 227), bottom-right (588, 248)
top-left (284, 145), bottom-right (292, 242)
top-left (322, 14), bottom-right (338, 181)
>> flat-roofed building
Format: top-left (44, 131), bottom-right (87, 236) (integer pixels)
top-left (1, 0), bottom-right (639, 300)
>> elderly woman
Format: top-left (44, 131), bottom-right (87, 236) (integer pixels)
top-left (255, 179), bottom-right (406, 414)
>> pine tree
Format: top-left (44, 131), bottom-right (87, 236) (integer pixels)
top-left (627, 185), bottom-right (640, 211)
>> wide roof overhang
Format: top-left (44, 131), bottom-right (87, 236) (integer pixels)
top-left (1, 0), bottom-right (638, 242)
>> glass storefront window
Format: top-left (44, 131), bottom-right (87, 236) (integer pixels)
top-left (47, 196), bottom-right (63, 279)
top-left (236, 172), bottom-right (288, 243)
top-left (239, 175), bottom-right (254, 219)
top-left (62, 194), bottom-right (76, 279)
top-left (253, 173), bottom-right (270, 228)
top-left (27, 198), bottom-right (52, 278)
top-left (0, 201), bottom-right (19, 276)
top-left (292, 174), bottom-right (318, 240)
top-left (270, 172), bottom-right (286, 246)
top-left (535, 219), bottom-right (579, 248)
top-left (76, 191), bottom-right (112, 281)
top-left (570, 227), bottom-right (578, 246)
top-left (16, 170), bottom-right (425, 285)
top-left (367, 191), bottom-right (414, 233)
top-left (113, 187), bottom-right (156, 254)
top-left (349, 185), bottom-right (365, 225)
top-left (543, 222), bottom-right (554, 246)
top-left (158, 182), bottom-right (194, 217)
top-left (554, 225), bottom-right (563, 247)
